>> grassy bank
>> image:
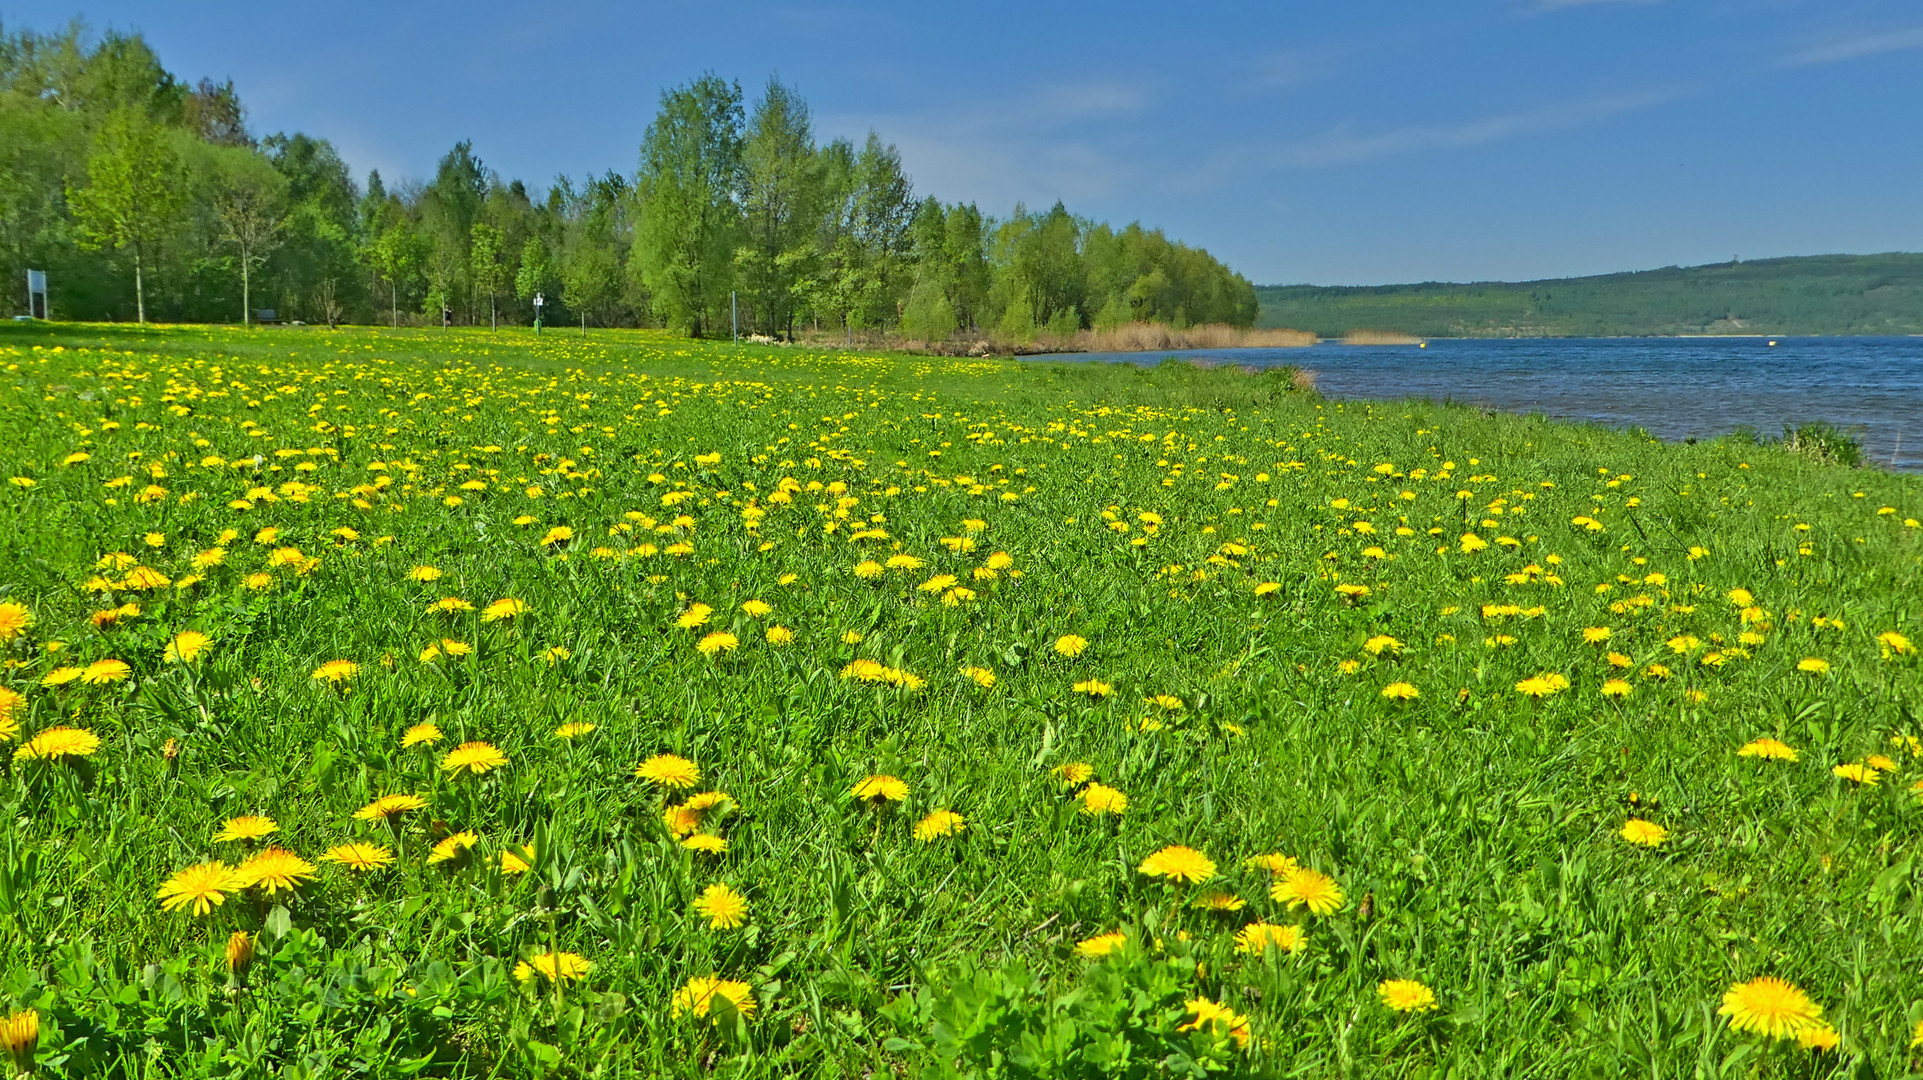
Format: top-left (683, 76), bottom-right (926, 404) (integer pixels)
top-left (1, 323), bottom-right (1920, 1077)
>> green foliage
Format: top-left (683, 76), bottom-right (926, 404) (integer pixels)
top-left (1, 25), bottom-right (1251, 337)
top-left (901, 277), bottom-right (958, 342)
top-left (633, 74), bottom-right (746, 336)
top-left (65, 106), bottom-right (185, 322)
top-left (1782, 423), bottom-right (1865, 469)
top-left (1256, 254), bottom-right (1923, 338)
top-left (883, 939), bottom-right (1248, 1079)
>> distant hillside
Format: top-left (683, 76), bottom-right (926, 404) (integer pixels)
top-left (1256, 253), bottom-right (1923, 338)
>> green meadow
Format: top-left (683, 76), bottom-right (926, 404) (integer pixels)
top-left (0, 323), bottom-right (1920, 1078)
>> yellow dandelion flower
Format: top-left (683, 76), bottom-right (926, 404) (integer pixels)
top-left (1244, 853), bottom-right (1299, 874)
top-left (1831, 762), bottom-right (1879, 785)
top-left (353, 793), bottom-right (426, 820)
top-left (1272, 867), bottom-right (1346, 915)
top-left (401, 723), bottom-right (442, 748)
top-left (671, 976), bottom-right (756, 1022)
top-left (1076, 931), bottom-right (1128, 958)
top-left (1515, 673), bottom-right (1569, 698)
top-left (0, 601), bottom-right (33, 641)
top-left (214, 815), bottom-right (278, 843)
top-left (1080, 783), bottom-right (1128, 816)
top-left (1363, 635), bottom-right (1403, 655)
top-left (1236, 922), bottom-right (1305, 955)
top-left (675, 603), bottom-right (713, 629)
top-left (1052, 761), bottom-right (1094, 787)
top-left (320, 843), bottom-right (395, 872)
top-left (13, 726), bottom-right (101, 762)
top-left (1719, 976), bottom-right (1823, 1040)
top-left (39, 666), bottom-right (83, 687)
top-left (1796, 1023), bottom-right (1840, 1052)
top-left (635, 754), bottom-right (699, 788)
top-left (914, 809), bottom-right (966, 841)
top-left (1178, 998), bottom-right (1251, 1048)
top-left (695, 631), bottom-right (738, 656)
top-left (165, 630), bottom-right (209, 663)
top-left (1600, 678), bottom-right (1633, 698)
top-left (500, 843), bottom-right (536, 875)
top-left (555, 722), bottom-right (596, 739)
top-left (1378, 979), bottom-right (1439, 1013)
top-left (1138, 845), bottom-right (1216, 885)
top-left (408, 565), bottom-right (442, 582)
top-left (439, 741), bottom-right (507, 775)
top-left (1381, 681), bottom-right (1419, 700)
top-left (1053, 634), bottom-right (1089, 657)
top-left (1797, 657), bottom-right (1830, 675)
top-left (680, 833), bottom-right (728, 854)
top-left (1192, 890), bottom-right (1246, 912)
top-left (481, 597), bottom-right (529, 622)
top-left (233, 847), bottom-right (316, 895)
top-left (427, 831), bottom-right (478, 865)
top-left (157, 861), bottom-right (239, 916)
top-left (80, 659), bottom-right (131, 685)
top-left (1620, 819), bottom-right (1668, 847)
top-left (311, 659), bottom-right (358, 684)
top-left (693, 883), bottom-right (749, 930)
top-left (851, 774), bottom-right (908, 802)
top-left (514, 952), bottom-right (592, 985)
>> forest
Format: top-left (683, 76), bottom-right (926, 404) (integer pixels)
top-left (0, 22), bottom-right (1257, 338)
top-left (1256, 253), bottom-right (1923, 338)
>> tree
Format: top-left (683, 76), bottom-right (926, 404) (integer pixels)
top-left (67, 105), bottom-right (184, 322)
top-left (514, 236), bottom-right (549, 311)
top-left (212, 152), bottom-right (287, 324)
top-left (737, 78), bottom-right (820, 337)
top-left (470, 222), bottom-right (505, 329)
top-left (368, 222), bottom-right (423, 327)
top-left (633, 75), bottom-right (744, 336)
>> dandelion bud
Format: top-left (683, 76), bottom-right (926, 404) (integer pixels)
top-left (162, 737), bottom-right (178, 761)
top-left (225, 931), bottom-right (256, 977)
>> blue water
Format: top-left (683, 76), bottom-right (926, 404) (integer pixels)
top-left (1067, 337), bottom-right (1923, 472)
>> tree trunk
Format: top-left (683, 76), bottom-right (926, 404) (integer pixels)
top-left (241, 251), bottom-right (251, 326)
top-left (392, 281), bottom-right (399, 327)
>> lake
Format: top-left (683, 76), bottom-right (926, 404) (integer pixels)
top-left (1065, 336), bottom-right (1923, 472)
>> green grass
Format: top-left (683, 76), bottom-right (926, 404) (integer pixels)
top-left (1, 322), bottom-right (1921, 1078)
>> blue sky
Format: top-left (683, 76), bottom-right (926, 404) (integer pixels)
top-left (12, 0), bottom-right (1923, 284)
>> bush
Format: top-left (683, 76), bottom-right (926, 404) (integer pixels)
top-left (1781, 422), bottom-right (1864, 468)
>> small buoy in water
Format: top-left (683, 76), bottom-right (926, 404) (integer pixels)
top-left (1418, 342), bottom-right (1427, 348)
top-left (1768, 340), bottom-right (1778, 346)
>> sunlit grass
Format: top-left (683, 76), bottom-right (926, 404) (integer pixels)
top-left (0, 322), bottom-right (1918, 1076)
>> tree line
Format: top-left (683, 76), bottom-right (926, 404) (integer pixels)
top-left (1254, 253), bottom-right (1923, 338)
top-left (1, 23), bottom-right (1257, 338)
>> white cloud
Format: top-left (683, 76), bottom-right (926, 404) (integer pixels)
top-left (1786, 25), bottom-right (1923, 66)
top-left (1272, 89), bottom-right (1680, 168)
